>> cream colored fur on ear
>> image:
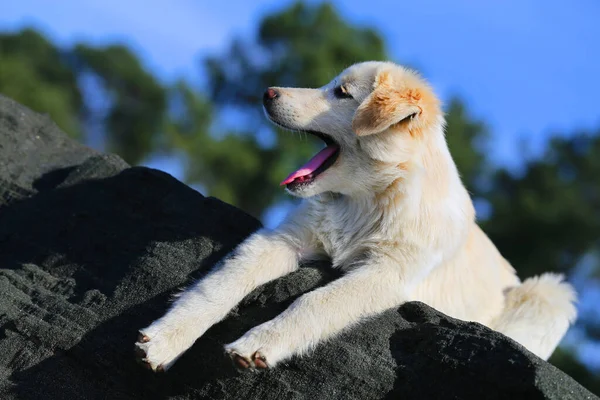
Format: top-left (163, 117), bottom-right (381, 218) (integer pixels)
top-left (352, 71), bottom-right (421, 136)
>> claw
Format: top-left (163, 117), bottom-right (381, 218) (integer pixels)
top-left (232, 353), bottom-right (251, 369)
top-left (134, 346), bottom-right (146, 359)
top-left (252, 352), bottom-right (269, 369)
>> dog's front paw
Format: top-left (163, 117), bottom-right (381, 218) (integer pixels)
top-left (134, 325), bottom-right (192, 372)
top-left (225, 323), bottom-right (287, 370)
top-left (225, 348), bottom-right (269, 370)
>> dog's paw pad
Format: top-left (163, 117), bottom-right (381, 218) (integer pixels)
top-left (227, 349), bottom-right (270, 370)
top-left (230, 352), bottom-right (252, 369)
top-left (135, 345), bottom-right (147, 359)
top-left (134, 334), bottom-right (168, 372)
top-left (136, 356), bottom-right (154, 371)
top-left (252, 351), bottom-right (269, 369)
top-left (135, 344), bottom-right (160, 372)
top-left (138, 333), bottom-right (150, 343)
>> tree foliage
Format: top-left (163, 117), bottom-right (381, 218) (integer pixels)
top-left (0, 29), bottom-right (82, 137)
top-left (73, 44), bottom-right (167, 164)
top-left (483, 133), bottom-right (600, 278)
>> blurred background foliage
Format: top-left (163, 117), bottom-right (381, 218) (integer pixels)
top-left (1, 1), bottom-right (598, 394)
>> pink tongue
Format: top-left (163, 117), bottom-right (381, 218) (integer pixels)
top-left (280, 145), bottom-right (338, 186)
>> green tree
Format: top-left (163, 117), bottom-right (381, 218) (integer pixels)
top-left (0, 29), bottom-right (82, 137)
top-left (444, 97), bottom-right (490, 193)
top-left (481, 132), bottom-right (600, 393)
top-left (483, 133), bottom-right (600, 277)
top-left (0, 30), bottom-right (172, 165)
top-left (73, 44), bottom-right (168, 164)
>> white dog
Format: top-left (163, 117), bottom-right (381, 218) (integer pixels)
top-left (135, 61), bottom-right (577, 372)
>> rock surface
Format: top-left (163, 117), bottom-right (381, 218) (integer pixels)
top-left (0, 95), bottom-right (596, 400)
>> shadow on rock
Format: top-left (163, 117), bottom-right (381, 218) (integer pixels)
top-left (0, 163), bottom-right (260, 301)
top-left (387, 302), bottom-right (558, 400)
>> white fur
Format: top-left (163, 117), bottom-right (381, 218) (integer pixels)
top-left (136, 61), bottom-right (577, 371)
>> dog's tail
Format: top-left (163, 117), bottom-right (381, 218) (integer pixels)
top-left (491, 273), bottom-right (577, 360)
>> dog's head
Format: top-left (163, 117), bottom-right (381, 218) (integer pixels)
top-left (264, 61), bottom-right (442, 198)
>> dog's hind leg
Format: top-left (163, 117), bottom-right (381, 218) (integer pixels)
top-left (490, 273), bottom-right (577, 360)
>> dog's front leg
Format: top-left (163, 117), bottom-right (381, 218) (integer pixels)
top-left (135, 229), bottom-right (303, 371)
top-left (225, 257), bottom-right (411, 369)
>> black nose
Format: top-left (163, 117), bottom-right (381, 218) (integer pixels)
top-left (263, 88), bottom-right (278, 106)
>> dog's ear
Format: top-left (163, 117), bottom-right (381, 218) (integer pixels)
top-left (352, 71), bottom-right (422, 136)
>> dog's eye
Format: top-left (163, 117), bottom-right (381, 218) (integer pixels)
top-left (333, 84), bottom-right (352, 99)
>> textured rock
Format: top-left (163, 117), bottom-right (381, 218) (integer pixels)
top-left (0, 95), bottom-right (596, 400)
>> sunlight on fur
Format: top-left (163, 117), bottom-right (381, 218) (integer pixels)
top-left (135, 61), bottom-right (577, 371)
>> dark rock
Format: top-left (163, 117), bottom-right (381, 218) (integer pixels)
top-left (0, 94), bottom-right (596, 400)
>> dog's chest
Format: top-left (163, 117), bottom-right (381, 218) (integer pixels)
top-left (313, 201), bottom-right (382, 267)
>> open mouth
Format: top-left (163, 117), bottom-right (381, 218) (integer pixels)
top-left (280, 131), bottom-right (340, 189)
